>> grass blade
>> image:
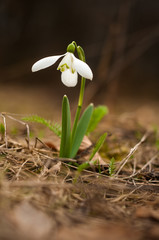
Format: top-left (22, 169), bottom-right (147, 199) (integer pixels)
top-left (0, 123), bottom-right (5, 136)
top-left (89, 132), bottom-right (107, 161)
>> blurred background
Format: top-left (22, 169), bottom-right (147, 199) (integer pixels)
top-left (0, 0), bottom-right (159, 121)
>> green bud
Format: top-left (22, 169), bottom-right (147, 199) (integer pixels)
top-left (77, 46), bottom-right (85, 62)
top-left (67, 42), bottom-right (75, 53)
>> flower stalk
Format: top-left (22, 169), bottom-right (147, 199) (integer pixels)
top-left (71, 44), bottom-right (86, 141)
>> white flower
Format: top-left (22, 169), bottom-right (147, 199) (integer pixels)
top-left (32, 52), bottom-right (93, 87)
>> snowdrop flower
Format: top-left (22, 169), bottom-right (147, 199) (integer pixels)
top-left (32, 51), bottom-right (93, 87)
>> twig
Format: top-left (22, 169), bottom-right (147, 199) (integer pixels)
top-left (115, 132), bottom-right (149, 176)
top-left (0, 143), bottom-right (6, 148)
top-left (0, 112), bottom-right (30, 149)
top-left (15, 159), bottom-right (29, 181)
top-left (133, 157), bottom-right (137, 175)
top-left (62, 162), bottom-right (111, 179)
top-left (34, 137), bottom-right (51, 150)
top-left (111, 185), bottom-right (142, 202)
top-left (33, 149), bottom-right (77, 162)
top-left (123, 153), bottom-right (159, 180)
top-left (5, 114), bottom-right (30, 149)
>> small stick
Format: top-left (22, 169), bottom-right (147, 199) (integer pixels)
top-left (2, 113), bottom-right (30, 149)
top-left (34, 137), bottom-right (51, 149)
top-left (123, 153), bottom-right (158, 180)
top-left (0, 143), bottom-right (6, 148)
top-left (132, 157), bottom-right (137, 175)
top-left (111, 185), bottom-right (142, 203)
top-left (15, 159), bottom-right (29, 181)
top-left (62, 161), bottom-right (110, 179)
top-left (115, 132), bottom-right (149, 176)
top-left (33, 149), bottom-right (77, 162)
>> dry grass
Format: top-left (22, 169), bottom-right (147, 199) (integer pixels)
top-left (0, 114), bottom-right (159, 240)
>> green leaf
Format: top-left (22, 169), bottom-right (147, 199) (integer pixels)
top-left (77, 161), bottom-right (90, 172)
top-left (73, 161), bottom-right (90, 183)
top-left (109, 157), bottom-right (115, 176)
top-left (60, 95), bottom-right (71, 158)
top-left (70, 104), bottom-right (94, 158)
top-left (89, 133), bottom-right (107, 161)
top-left (0, 123), bottom-right (5, 136)
top-left (86, 105), bottom-right (108, 135)
top-left (22, 115), bottom-right (61, 137)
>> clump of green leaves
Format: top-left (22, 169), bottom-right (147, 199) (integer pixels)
top-left (60, 96), bottom-right (93, 158)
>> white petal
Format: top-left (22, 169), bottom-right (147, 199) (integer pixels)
top-left (73, 56), bottom-right (93, 80)
top-left (57, 52), bottom-right (72, 70)
top-left (61, 70), bottom-right (78, 87)
top-left (32, 54), bottom-right (65, 72)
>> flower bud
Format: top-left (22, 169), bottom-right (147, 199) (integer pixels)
top-left (67, 43), bottom-right (75, 53)
top-left (77, 46), bottom-right (85, 62)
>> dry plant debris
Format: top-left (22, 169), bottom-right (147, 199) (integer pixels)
top-left (0, 114), bottom-right (159, 240)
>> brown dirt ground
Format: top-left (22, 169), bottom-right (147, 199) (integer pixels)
top-left (0, 85), bottom-right (159, 240)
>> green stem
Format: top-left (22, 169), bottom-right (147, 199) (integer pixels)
top-left (72, 41), bottom-right (78, 50)
top-left (71, 44), bottom-right (86, 141)
top-left (79, 77), bottom-right (86, 107)
top-left (72, 77), bottom-right (85, 140)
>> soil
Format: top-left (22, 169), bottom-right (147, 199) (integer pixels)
top-left (0, 85), bottom-right (159, 240)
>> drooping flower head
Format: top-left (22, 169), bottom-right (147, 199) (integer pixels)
top-left (32, 43), bottom-right (93, 87)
